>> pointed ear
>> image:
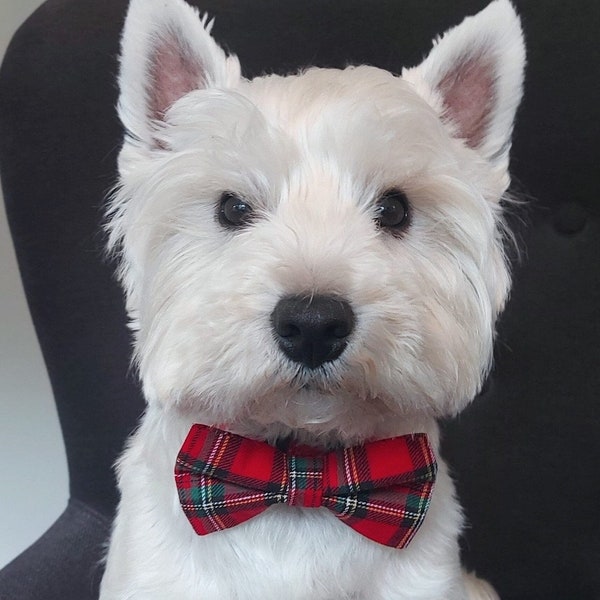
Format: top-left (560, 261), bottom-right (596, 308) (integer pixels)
top-left (404, 0), bottom-right (525, 167)
top-left (118, 0), bottom-right (241, 148)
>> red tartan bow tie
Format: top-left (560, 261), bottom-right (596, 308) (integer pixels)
top-left (175, 424), bottom-right (437, 548)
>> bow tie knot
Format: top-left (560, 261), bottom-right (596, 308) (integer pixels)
top-left (286, 454), bottom-right (324, 508)
top-left (175, 424), bottom-right (437, 549)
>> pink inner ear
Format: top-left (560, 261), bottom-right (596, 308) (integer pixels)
top-left (148, 31), bottom-right (205, 122)
top-left (438, 53), bottom-right (495, 149)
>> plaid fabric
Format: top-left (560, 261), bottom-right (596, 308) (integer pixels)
top-left (175, 424), bottom-right (437, 549)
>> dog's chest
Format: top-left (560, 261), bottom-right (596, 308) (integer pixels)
top-left (198, 512), bottom-right (380, 597)
top-left (103, 413), bottom-right (461, 599)
top-left (153, 507), bottom-right (409, 599)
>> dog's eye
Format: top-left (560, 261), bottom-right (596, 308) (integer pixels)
top-left (374, 189), bottom-right (410, 232)
top-left (218, 192), bottom-right (254, 229)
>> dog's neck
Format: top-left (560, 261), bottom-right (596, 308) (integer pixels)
top-left (156, 402), bottom-right (442, 453)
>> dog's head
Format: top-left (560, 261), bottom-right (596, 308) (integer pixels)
top-left (109, 0), bottom-right (524, 442)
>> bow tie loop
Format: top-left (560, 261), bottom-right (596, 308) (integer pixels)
top-left (175, 424), bottom-right (437, 549)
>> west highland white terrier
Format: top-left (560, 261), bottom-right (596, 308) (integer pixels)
top-left (100, 0), bottom-right (525, 597)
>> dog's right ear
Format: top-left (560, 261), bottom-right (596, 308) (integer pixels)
top-left (403, 0), bottom-right (524, 172)
top-left (118, 0), bottom-right (241, 149)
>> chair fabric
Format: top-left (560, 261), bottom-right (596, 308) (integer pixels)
top-left (0, 500), bottom-right (109, 600)
top-left (0, 1), bottom-right (598, 599)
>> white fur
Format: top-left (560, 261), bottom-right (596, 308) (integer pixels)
top-left (101, 0), bottom-right (524, 598)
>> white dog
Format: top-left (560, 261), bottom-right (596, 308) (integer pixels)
top-left (100, 0), bottom-right (525, 598)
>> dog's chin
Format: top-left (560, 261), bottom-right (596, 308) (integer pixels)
top-left (177, 366), bottom-right (419, 448)
top-left (226, 385), bottom-right (407, 450)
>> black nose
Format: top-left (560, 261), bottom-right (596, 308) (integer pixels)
top-left (271, 295), bottom-right (355, 369)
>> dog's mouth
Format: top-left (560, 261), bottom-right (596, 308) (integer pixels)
top-left (299, 382), bottom-right (330, 393)
top-left (291, 363), bottom-right (349, 395)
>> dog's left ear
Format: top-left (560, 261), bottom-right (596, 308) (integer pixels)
top-left (118, 0), bottom-right (241, 149)
top-left (404, 0), bottom-right (525, 169)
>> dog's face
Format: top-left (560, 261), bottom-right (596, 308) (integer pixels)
top-left (110, 0), bottom-right (524, 442)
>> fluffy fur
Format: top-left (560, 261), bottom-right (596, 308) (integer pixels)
top-left (101, 1), bottom-right (525, 598)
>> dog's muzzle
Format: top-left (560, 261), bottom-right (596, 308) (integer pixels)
top-left (270, 295), bottom-right (355, 369)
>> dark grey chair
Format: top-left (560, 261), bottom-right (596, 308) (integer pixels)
top-left (0, 1), bottom-right (598, 598)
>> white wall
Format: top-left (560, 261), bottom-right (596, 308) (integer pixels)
top-left (0, 0), bottom-right (69, 569)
